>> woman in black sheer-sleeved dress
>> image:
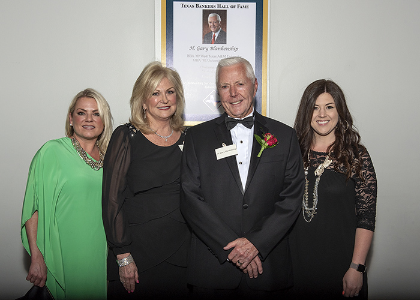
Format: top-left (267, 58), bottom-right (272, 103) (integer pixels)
top-left (102, 62), bottom-right (190, 299)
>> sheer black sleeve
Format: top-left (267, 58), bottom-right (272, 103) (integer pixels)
top-left (353, 149), bottom-right (377, 231)
top-left (102, 124), bottom-right (133, 255)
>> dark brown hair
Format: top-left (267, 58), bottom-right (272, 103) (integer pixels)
top-left (294, 79), bottom-right (366, 180)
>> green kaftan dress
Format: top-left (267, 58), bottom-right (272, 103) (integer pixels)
top-left (21, 137), bottom-right (107, 300)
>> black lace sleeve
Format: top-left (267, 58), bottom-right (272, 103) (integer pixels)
top-left (353, 149), bottom-right (377, 231)
top-left (102, 124), bottom-right (133, 255)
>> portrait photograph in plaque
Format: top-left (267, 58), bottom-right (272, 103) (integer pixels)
top-left (156, 0), bottom-right (269, 125)
top-left (202, 10), bottom-right (227, 45)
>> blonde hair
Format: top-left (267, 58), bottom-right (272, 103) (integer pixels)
top-left (65, 88), bottom-right (113, 153)
top-left (129, 61), bottom-right (185, 133)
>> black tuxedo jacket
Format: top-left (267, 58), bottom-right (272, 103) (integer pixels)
top-left (180, 112), bottom-right (304, 291)
top-left (203, 29), bottom-right (227, 44)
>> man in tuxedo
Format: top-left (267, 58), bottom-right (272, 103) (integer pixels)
top-left (180, 57), bottom-right (304, 299)
top-left (203, 13), bottom-right (227, 44)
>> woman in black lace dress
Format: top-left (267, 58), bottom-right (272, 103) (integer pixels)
top-left (102, 62), bottom-right (190, 299)
top-left (290, 79), bottom-right (377, 299)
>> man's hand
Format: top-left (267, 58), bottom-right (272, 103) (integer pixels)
top-left (243, 256), bottom-right (263, 278)
top-left (224, 238), bottom-right (263, 277)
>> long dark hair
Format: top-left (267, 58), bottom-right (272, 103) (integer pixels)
top-left (294, 79), bottom-right (365, 180)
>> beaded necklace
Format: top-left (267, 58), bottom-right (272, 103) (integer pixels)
top-left (71, 137), bottom-right (104, 171)
top-left (302, 151), bottom-right (332, 222)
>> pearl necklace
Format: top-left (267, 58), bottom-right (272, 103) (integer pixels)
top-left (71, 137), bottom-right (104, 170)
top-left (302, 151), bottom-right (332, 222)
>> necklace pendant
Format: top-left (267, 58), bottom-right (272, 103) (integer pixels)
top-left (303, 152), bottom-right (332, 222)
top-left (152, 127), bottom-right (174, 142)
top-left (314, 166), bottom-right (324, 176)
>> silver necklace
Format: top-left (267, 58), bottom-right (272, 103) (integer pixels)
top-left (152, 128), bottom-right (174, 142)
top-left (71, 137), bottom-right (104, 170)
top-left (302, 151), bottom-right (332, 222)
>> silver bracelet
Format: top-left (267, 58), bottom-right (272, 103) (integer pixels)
top-left (117, 254), bottom-right (134, 267)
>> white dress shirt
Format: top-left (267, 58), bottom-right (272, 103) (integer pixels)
top-left (213, 28), bottom-right (222, 40)
top-left (229, 110), bottom-right (254, 190)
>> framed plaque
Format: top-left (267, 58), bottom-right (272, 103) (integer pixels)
top-left (156, 0), bottom-right (269, 125)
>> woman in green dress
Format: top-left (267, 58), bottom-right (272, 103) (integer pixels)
top-left (21, 88), bottom-right (113, 299)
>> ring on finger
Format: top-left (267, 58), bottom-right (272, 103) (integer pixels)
top-left (237, 261), bottom-right (243, 265)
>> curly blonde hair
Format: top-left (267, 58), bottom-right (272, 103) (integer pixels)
top-left (129, 61), bottom-right (185, 133)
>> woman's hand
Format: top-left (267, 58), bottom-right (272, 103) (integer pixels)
top-left (342, 268), bottom-right (363, 297)
top-left (117, 253), bottom-right (139, 293)
top-left (343, 228), bottom-right (373, 297)
top-left (26, 254), bottom-right (47, 287)
top-left (25, 211), bottom-right (47, 287)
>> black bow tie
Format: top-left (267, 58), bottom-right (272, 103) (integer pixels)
top-left (225, 116), bottom-right (254, 130)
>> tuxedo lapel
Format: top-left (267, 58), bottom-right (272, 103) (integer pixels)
top-left (245, 112), bottom-right (269, 191)
top-left (214, 115), bottom-right (244, 194)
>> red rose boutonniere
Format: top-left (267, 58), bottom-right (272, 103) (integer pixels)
top-left (254, 132), bottom-right (278, 157)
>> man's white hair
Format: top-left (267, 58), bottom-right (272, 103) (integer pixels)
top-left (216, 57), bottom-right (255, 86)
top-left (208, 13), bottom-right (221, 22)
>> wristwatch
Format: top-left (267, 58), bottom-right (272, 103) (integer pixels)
top-left (350, 262), bottom-right (366, 273)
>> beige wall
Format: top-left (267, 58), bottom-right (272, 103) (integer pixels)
top-left (1, 1), bottom-right (419, 299)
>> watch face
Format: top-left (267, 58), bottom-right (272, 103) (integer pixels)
top-left (351, 262), bottom-right (366, 273)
